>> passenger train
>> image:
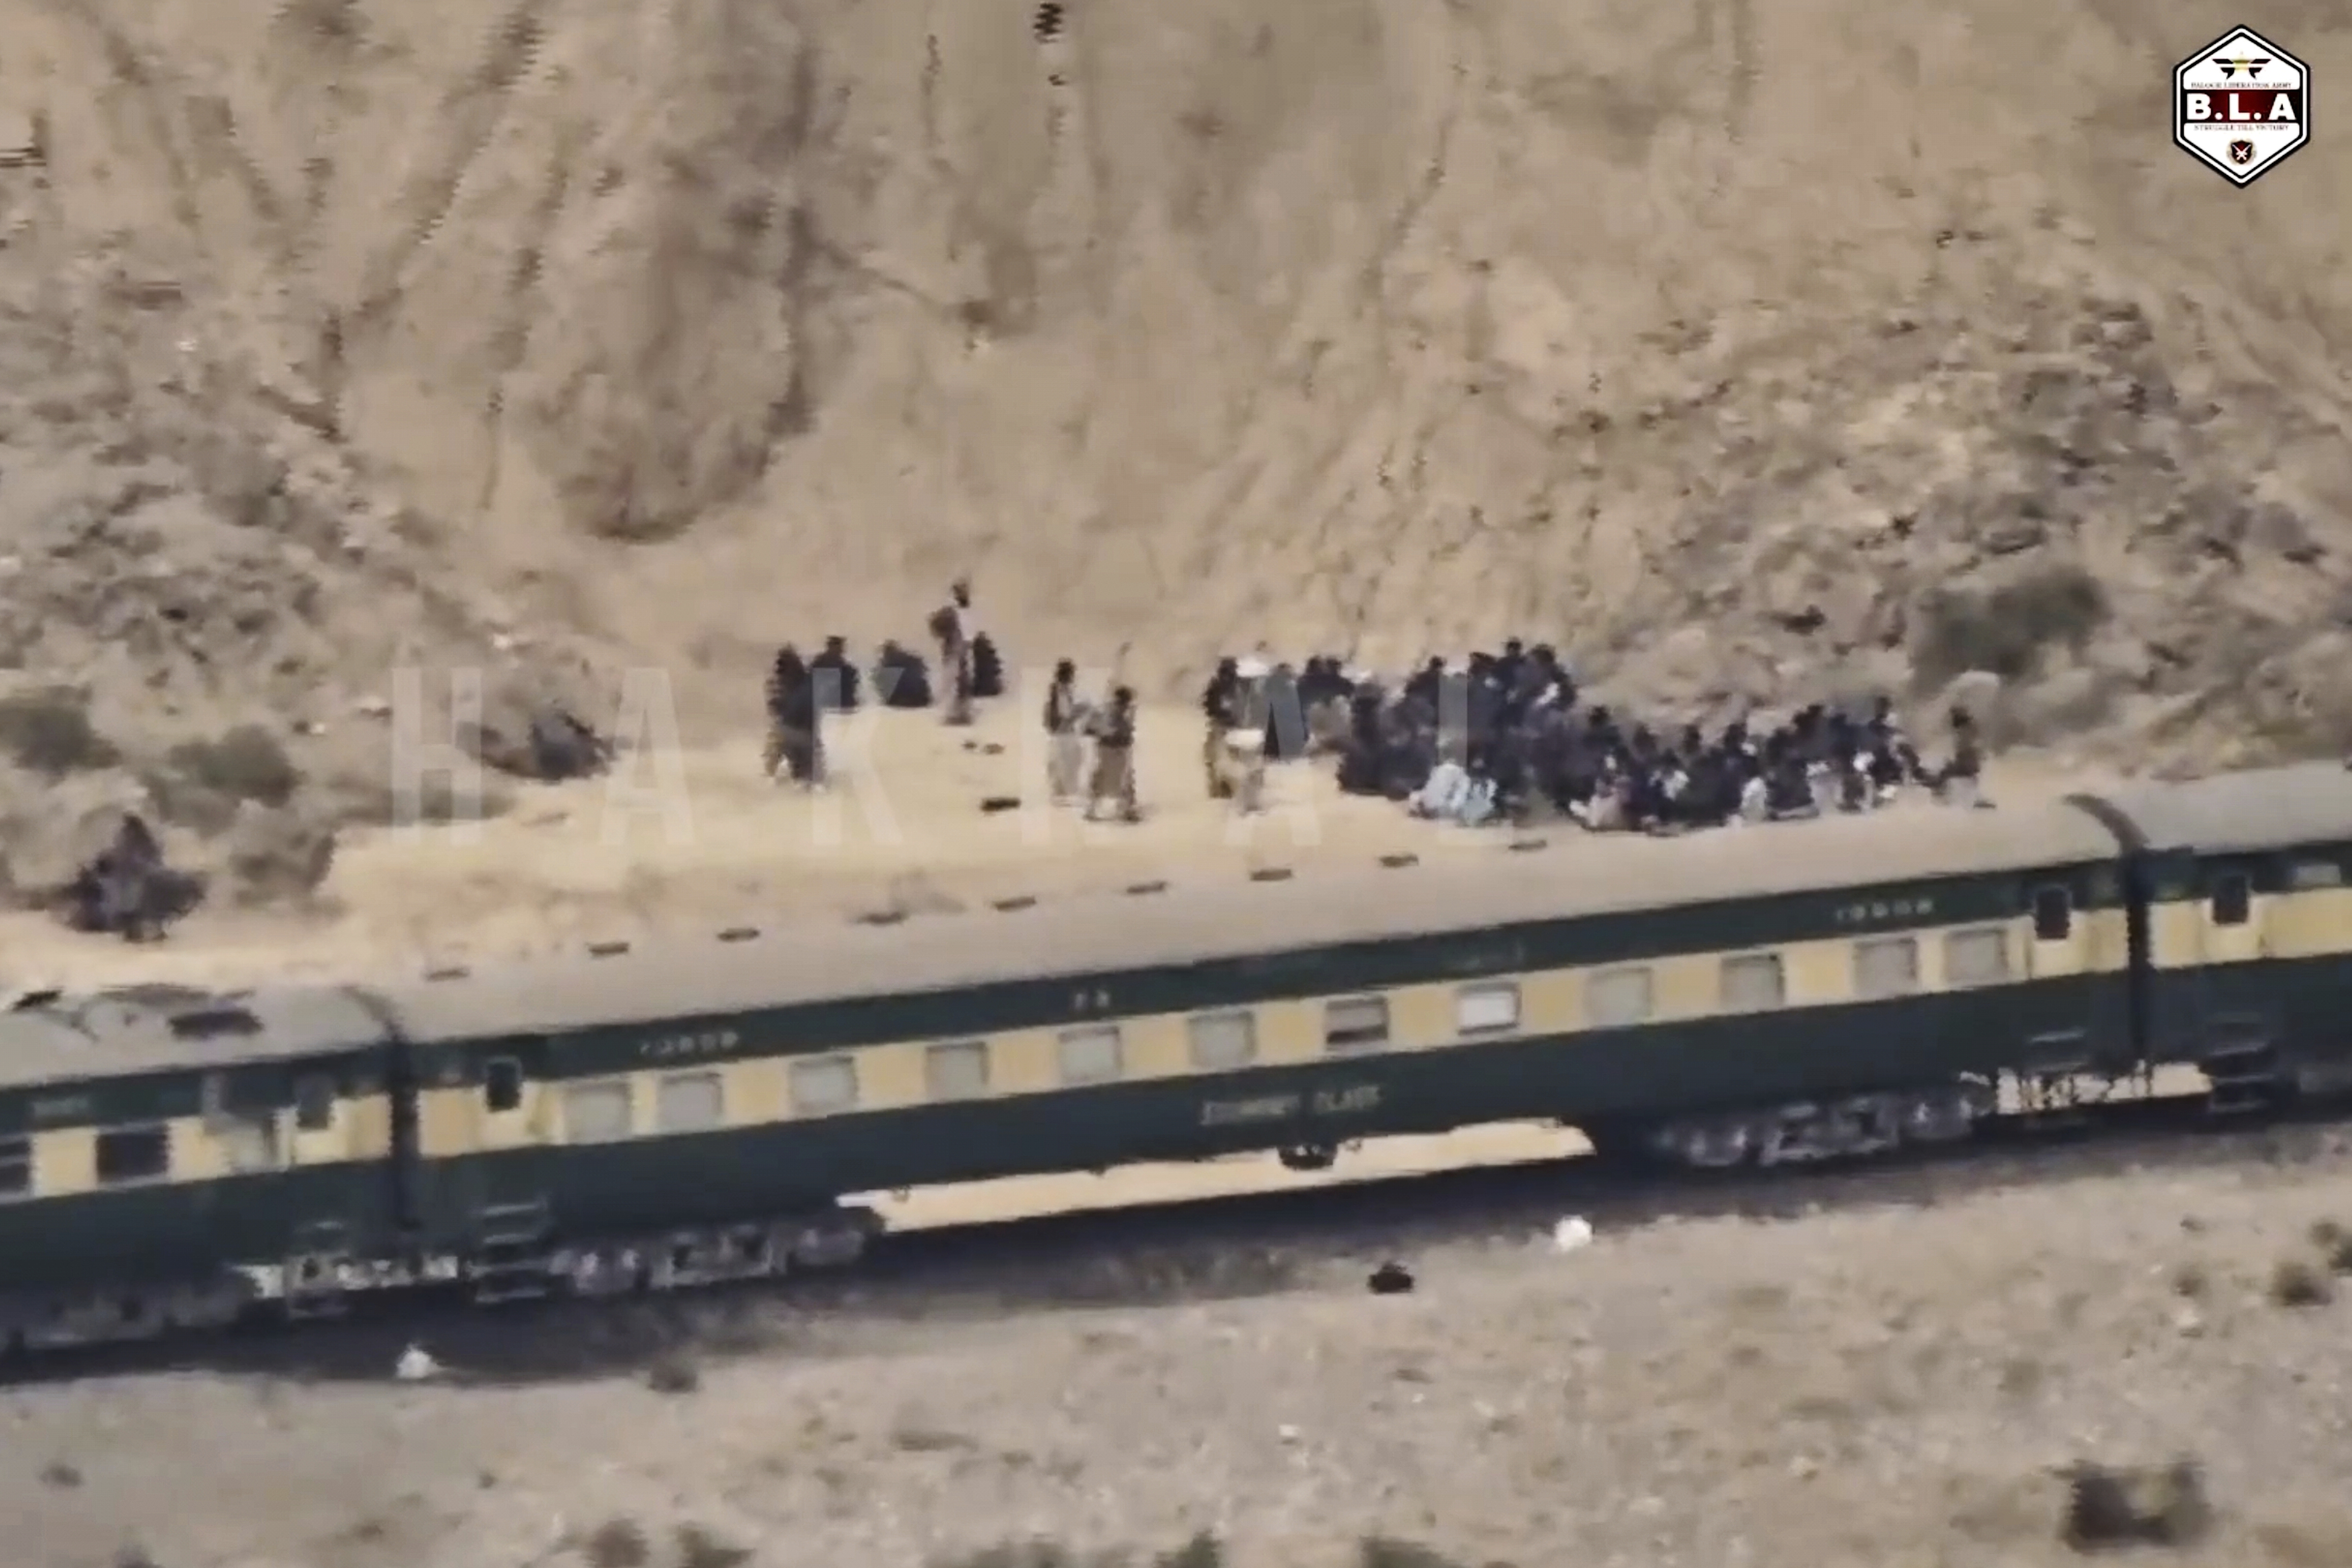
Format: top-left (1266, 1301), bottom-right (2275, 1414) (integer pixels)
top-left (0, 761), bottom-right (2347, 1350)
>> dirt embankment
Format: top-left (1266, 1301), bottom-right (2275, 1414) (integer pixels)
top-left (0, 0), bottom-right (2346, 911)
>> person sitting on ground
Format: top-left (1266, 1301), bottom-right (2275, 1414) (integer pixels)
top-left (873, 640), bottom-right (933, 708)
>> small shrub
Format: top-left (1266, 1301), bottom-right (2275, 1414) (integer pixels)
top-left (1360, 1541), bottom-right (1480, 1568)
top-left (2171, 1262), bottom-right (2208, 1298)
top-left (644, 1353), bottom-right (700, 1395)
top-left (676, 1523), bottom-right (753, 1568)
top-left (932, 1546), bottom-right (1087, 1568)
top-left (2327, 1234), bottom-right (2352, 1277)
top-left (892, 1425), bottom-right (974, 1453)
top-left (2271, 1258), bottom-right (2332, 1308)
top-left (113, 1547), bottom-right (162, 1568)
top-left (1157, 1535), bottom-right (1225, 1568)
top-left (581, 1517), bottom-right (650, 1568)
top-left (163, 724), bottom-right (300, 807)
top-left (2061, 1459), bottom-right (2210, 1551)
top-left (1913, 563), bottom-right (2109, 688)
top-left (2312, 1219), bottom-right (2347, 1251)
top-left (40, 1459), bottom-right (82, 1488)
top-left (0, 687), bottom-right (119, 775)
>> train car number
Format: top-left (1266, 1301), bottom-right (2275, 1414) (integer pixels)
top-left (1199, 1082), bottom-right (1382, 1127)
top-left (641, 1028), bottom-right (742, 1062)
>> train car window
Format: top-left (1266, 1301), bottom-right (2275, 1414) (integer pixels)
top-left (1455, 982), bottom-right (1521, 1037)
top-left (94, 1125), bottom-right (170, 1185)
top-left (294, 1075), bottom-right (336, 1132)
top-left (1587, 966), bottom-right (1654, 1028)
top-left (562, 1081), bottom-right (633, 1143)
top-left (789, 1055), bottom-right (859, 1115)
top-left (1323, 996), bottom-right (1391, 1053)
top-left (1720, 953), bottom-right (1787, 1011)
top-left (657, 1071), bottom-right (725, 1133)
top-left (1056, 1025), bottom-right (1125, 1086)
top-left (0, 1135), bottom-right (27, 1197)
top-left (2290, 860), bottom-right (2345, 890)
top-left (483, 1057), bottom-right (524, 1114)
top-left (1944, 927), bottom-right (2012, 987)
top-left (1187, 1011), bottom-right (1258, 1073)
top-left (2031, 886), bottom-right (2072, 942)
top-left (2210, 872), bottom-right (2252, 926)
top-left (214, 1110), bottom-right (280, 1173)
top-left (924, 1040), bottom-right (991, 1100)
top-left (1853, 936), bottom-right (1921, 999)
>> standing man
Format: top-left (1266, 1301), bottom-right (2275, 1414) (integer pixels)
top-left (1043, 657), bottom-right (1086, 804)
top-left (1086, 685), bottom-right (1142, 824)
top-left (931, 579), bottom-right (980, 726)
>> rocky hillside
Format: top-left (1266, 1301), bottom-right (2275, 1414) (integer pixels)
top-left (0, 0), bottom-right (2347, 904)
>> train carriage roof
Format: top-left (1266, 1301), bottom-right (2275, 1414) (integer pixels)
top-left (0, 984), bottom-right (390, 1090)
top-left (376, 798), bottom-right (2122, 1045)
top-left (2093, 761), bottom-right (2352, 857)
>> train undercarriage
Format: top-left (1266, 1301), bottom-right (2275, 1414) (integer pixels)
top-left (1588, 1051), bottom-right (2303, 1173)
top-left (0, 1203), bottom-right (884, 1357)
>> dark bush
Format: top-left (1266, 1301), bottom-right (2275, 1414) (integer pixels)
top-left (0, 687), bottom-right (119, 775)
top-left (163, 724), bottom-right (301, 807)
top-left (1914, 563), bottom-right (2109, 688)
top-left (2062, 1458), bottom-right (2210, 1551)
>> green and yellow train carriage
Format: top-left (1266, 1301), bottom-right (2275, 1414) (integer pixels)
top-left (372, 791), bottom-right (2132, 1289)
top-left (2089, 762), bottom-right (2352, 1106)
top-left (0, 985), bottom-right (405, 1347)
top-left (3, 760), bottom-right (2352, 1340)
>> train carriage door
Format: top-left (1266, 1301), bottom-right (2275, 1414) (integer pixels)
top-left (2189, 857), bottom-right (2275, 1086)
top-left (288, 1071), bottom-right (350, 1167)
top-left (2198, 859), bottom-right (2265, 969)
top-left (2132, 848), bottom-right (2211, 1063)
top-left (2025, 879), bottom-right (2086, 979)
top-left (474, 1049), bottom-right (544, 1152)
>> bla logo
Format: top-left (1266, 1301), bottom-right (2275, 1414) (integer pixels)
top-left (2174, 25), bottom-right (2310, 186)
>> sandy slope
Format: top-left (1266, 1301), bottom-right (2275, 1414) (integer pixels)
top-left (0, 0), bottom-right (2349, 844)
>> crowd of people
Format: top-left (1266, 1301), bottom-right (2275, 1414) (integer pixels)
top-left (760, 581), bottom-right (1144, 823)
top-left (762, 586), bottom-right (1985, 836)
top-left (1200, 639), bottom-right (1985, 833)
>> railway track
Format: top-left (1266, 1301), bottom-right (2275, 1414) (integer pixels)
top-left (8, 1088), bottom-right (2348, 1390)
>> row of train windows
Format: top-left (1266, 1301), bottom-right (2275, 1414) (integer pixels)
top-left (0, 1125), bottom-right (172, 1197)
top-left (751, 924), bottom-right (2022, 1117)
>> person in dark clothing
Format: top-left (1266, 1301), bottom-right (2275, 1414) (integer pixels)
top-left (1200, 657), bottom-right (1240, 799)
top-left (970, 631), bottom-right (1005, 701)
top-left (762, 644), bottom-right (823, 785)
top-left (1933, 708), bottom-right (1984, 803)
top-left (873, 640), bottom-right (933, 708)
top-left (809, 635), bottom-right (860, 711)
top-left (64, 813), bottom-right (192, 942)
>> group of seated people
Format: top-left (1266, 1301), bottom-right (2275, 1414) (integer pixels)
top-left (1209, 639), bottom-right (1983, 833)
